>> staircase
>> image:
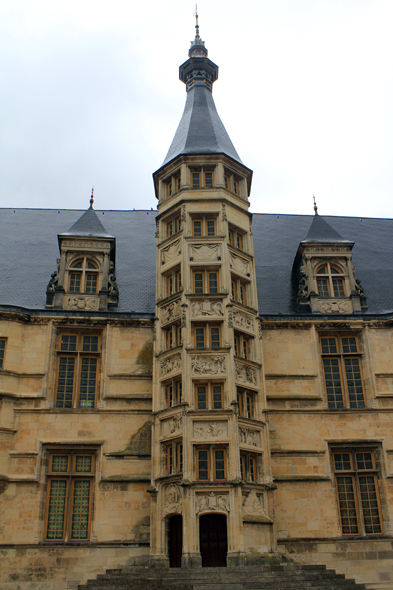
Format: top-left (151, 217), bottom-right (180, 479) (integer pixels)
top-left (79, 564), bottom-right (367, 590)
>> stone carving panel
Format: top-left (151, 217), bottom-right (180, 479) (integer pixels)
top-left (163, 484), bottom-right (182, 516)
top-left (194, 421), bottom-right (228, 439)
top-left (160, 353), bottom-right (182, 377)
top-left (319, 300), bottom-right (352, 314)
top-left (169, 414), bottom-right (182, 434)
top-left (191, 355), bottom-right (226, 375)
top-left (191, 300), bottom-right (223, 317)
top-left (190, 244), bottom-right (221, 261)
top-left (230, 252), bottom-right (250, 276)
top-left (235, 361), bottom-right (258, 386)
top-left (161, 299), bottom-right (181, 324)
top-left (242, 491), bottom-right (267, 518)
top-left (65, 296), bottom-right (99, 311)
top-left (161, 239), bottom-right (181, 265)
top-left (196, 492), bottom-right (229, 515)
top-left (239, 427), bottom-right (259, 447)
top-left (233, 308), bottom-right (254, 332)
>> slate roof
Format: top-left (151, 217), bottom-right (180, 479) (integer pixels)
top-left (61, 207), bottom-right (113, 238)
top-left (162, 83), bottom-right (242, 167)
top-left (302, 214), bottom-right (350, 243)
top-left (0, 209), bottom-right (392, 316)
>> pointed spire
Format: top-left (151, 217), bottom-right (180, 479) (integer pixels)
top-left (303, 215), bottom-right (349, 244)
top-left (194, 3), bottom-right (200, 40)
top-left (313, 194), bottom-right (318, 216)
top-left (89, 187), bottom-right (94, 210)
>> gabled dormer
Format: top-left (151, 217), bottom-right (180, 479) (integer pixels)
top-left (294, 211), bottom-right (367, 314)
top-left (46, 193), bottom-right (118, 310)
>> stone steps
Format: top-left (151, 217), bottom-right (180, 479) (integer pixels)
top-left (79, 564), bottom-right (367, 590)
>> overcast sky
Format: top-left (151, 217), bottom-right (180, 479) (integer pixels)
top-left (0, 0), bottom-right (392, 218)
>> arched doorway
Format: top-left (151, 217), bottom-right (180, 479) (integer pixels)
top-left (168, 514), bottom-right (183, 568)
top-left (199, 513), bottom-right (227, 567)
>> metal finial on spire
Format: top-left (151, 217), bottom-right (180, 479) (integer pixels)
top-left (89, 188), bottom-right (94, 210)
top-left (194, 3), bottom-right (200, 39)
top-left (313, 194), bottom-right (318, 216)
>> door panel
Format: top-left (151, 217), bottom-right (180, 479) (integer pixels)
top-left (200, 513), bottom-right (227, 567)
top-left (169, 514), bottom-right (182, 568)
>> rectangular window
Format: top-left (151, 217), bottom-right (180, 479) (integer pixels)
top-left (193, 270), bottom-right (219, 294)
top-left (166, 212), bottom-right (182, 238)
top-left (333, 449), bottom-right (382, 536)
top-left (45, 451), bottom-right (94, 541)
top-left (195, 382), bottom-right (224, 410)
top-left (192, 217), bottom-right (217, 237)
top-left (321, 335), bottom-right (365, 409)
top-left (165, 173), bottom-right (181, 198)
top-left (231, 275), bottom-right (248, 305)
top-left (193, 323), bottom-right (221, 349)
top-left (228, 225), bottom-right (245, 251)
top-left (166, 267), bottom-right (181, 297)
top-left (0, 338), bottom-right (6, 369)
top-left (165, 379), bottom-right (182, 407)
top-left (237, 388), bottom-right (255, 418)
top-left (56, 332), bottom-right (100, 409)
top-left (234, 333), bottom-right (252, 360)
top-left (166, 441), bottom-right (183, 475)
top-left (240, 453), bottom-right (257, 482)
top-left (192, 172), bottom-right (200, 188)
top-left (164, 323), bottom-right (181, 350)
top-left (69, 272), bottom-right (82, 293)
top-left (204, 171), bottom-right (213, 188)
top-left (197, 447), bottom-right (227, 481)
top-left (85, 273), bottom-right (97, 294)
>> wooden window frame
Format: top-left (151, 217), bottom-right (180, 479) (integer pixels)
top-left (224, 170), bottom-right (242, 196)
top-left (0, 338), bottom-right (6, 369)
top-left (45, 450), bottom-right (95, 542)
top-left (228, 225), bottom-right (246, 251)
top-left (68, 258), bottom-right (99, 295)
top-left (320, 334), bottom-right (365, 409)
top-left (192, 216), bottom-right (217, 237)
top-left (234, 332), bottom-right (252, 360)
top-left (240, 452), bottom-right (257, 482)
top-left (332, 448), bottom-right (383, 536)
top-left (165, 379), bottom-right (182, 408)
top-left (55, 332), bottom-right (101, 409)
top-left (164, 172), bottom-right (181, 199)
top-left (316, 263), bottom-right (347, 298)
top-left (193, 269), bottom-right (219, 294)
top-left (166, 267), bottom-right (181, 297)
top-left (237, 388), bottom-right (255, 418)
top-left (190, 167), bottom-right (215, 190)
top-left (196, 446), bottom-right (227, 481)
top-left (194, 382), bottom-right (224, 410)
top-left (193, 323), bottom-right (222, 349)
top-left (231, 275), bottom-right (248, 305)
top-left (164, 323), bottom-right (181, 351)
top-left (165, 210), bottom-right (182, 238)
top-left (166, 440), bottom-right (183, 475)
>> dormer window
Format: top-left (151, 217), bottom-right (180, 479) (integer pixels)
top-left (316, 264), bottom-right (345, 298)
top-left (69, 259), bottom-right (99, 294)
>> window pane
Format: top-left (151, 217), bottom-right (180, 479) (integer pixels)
top-left (192, 173), bottom-right (200, 188)
top-left (78, 358), bottom-right (97, 408)
top-left (193, 220), bottom-right (202, 236)
top-left (334, 453), bottom-right (351, 471)
top-left (196, 328), bottom-right (205, 348)
top-left (75, 456), bottom-right (93, 473)
top-left (51, 456), bottom-right (69, 473)
top-left (332, 278), bottom-right (345, 297)
top-left (356, 452), bottom-right (373, 471)
top-left (194, 273), bottom-right (203, 294)
top-left (46, 480), bottom-right (67, 540)
top-left (205, 173), bottom-right (213, 188)
top-left (198, 451), bottom-right (209, 480)
top-left (70, 480), bottom-right (91, 540)
top-left (344, 358), bottom-right (365, 409)
top-left (0, 339), bottom-right (5, 369)
top-left (211, 327), bottom-right (220, 348)
top-left (213, 385), bottom-right (222, 409)
top-left (197, 386), bottom-right (207, 409)
top-left (72, 261), bottom-right (83, 269)
top-left (82, 336), bottom-right (99, 352)
top-left (69, 273), bottom-right (81, 293)
top-left (342, 337), bottom-right (358, 353)
top-left (323, 358), bottom-right (344, 409)
top-left (317, 278), bottom-right (329, 298)
top-left (85, 273), bottom-right (98, 294)
top-left (60, 335), bottom-right (77, 352)
top-left (206, 220), bottom-right (215, 235)
top-left (56, 356), bottom-right (75, 408)
top-left (214, 450), bottom-right (225, 480)
top-left (87, 262), bottom-right (96, 269)
top-left (321, 338), bottom-right (337, 354)
top-left (208, 273), bottom-right (218, 294)
top-left (359, 475), bottom-right (382, 534)
top-left (336, 475), bottom-right (359, 535)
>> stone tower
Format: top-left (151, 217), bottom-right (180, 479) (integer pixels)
top-left (149, 19), bottom-right (274, 568)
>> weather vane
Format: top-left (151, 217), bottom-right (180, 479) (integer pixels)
top-left (313, 194), bottom-right (318, 216)
top-left (194, 3), bottom-right (200, 38)
top-left (90, 187), bottom-right (94, 210)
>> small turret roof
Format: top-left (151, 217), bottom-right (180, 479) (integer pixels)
top-left (60, 205), bottom-right (113, 239)
top-left (302, 214), bottom-right (351, 243)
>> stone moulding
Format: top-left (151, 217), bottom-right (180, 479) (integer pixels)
top-left (235, 361), bottom-right (258, 386)
top-left (160, 353), bottom-right (182, 377)
top-left (191, 355), bottom-right (226, 375)
top-left (196, 492), bottom-right (229, 514)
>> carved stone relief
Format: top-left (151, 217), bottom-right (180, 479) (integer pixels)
top-left (230, 252), bottom-right (250, 275)
top-left (0, 480), bottom-right (9, 494)
top-left (161, 239), bottom-right (181, 265)
top-left (65, 296), bottom-right (99, 311)
top-left (63, 241), bottom-right (109, 250)
top-left (222, 203), bottom-right (227, 221)
top-left (194, 421), bottom-right (227, 439)
top-left (196, 492), bottom-right (229, 515)
top-left (242, 491), bottom-right (267, 517)
top-left (161, 299), bottom-right (181, 324)
top-left (298, 265), bottom-right (308, 299)
top-left (191, 355), bottom-right (226, 375)
top-left (163, 484), bottom-right (182, 516)
top-left (233, 309), bottom-right (254, 331)
top-left (235, 361), bottom-right (258, 386)
top-left (191, 300), bottom-right (223, 317)
top-left (239, 427), bottom-right (259, 447)
top-left (160, 353), bottom-right (182, 377)
top-left (190, 244), bottom-right (221, 261)
top-left (169, 414), bottom-right (182, 434)
top-left (319, 301), bottom-right (352, 314)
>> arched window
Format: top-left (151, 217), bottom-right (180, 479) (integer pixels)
top-left (69, 258), bottom-right (99, 294)
top-left (316, 263), bottom-right (346, 298)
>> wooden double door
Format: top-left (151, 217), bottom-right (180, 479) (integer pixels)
top-left (169, 515), bottom-right (183, 568)
top-left (199, 513), bottom-right (227, 567)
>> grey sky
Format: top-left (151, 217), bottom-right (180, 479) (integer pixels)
top-left (0, 0), bottom-right (392, 218)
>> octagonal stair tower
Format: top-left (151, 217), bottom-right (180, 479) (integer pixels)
top-left (150, 19), bottom-right (274, 568)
